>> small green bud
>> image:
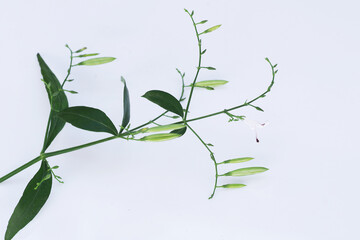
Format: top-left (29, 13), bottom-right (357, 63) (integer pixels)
top-left (197, 20), bottom-right (208, 25)
top-left (202, 66), bottom-right (216, 70)
top-left (218, 184), bottom-right (246, 188)
top-left (218, 157), bottom-right (254, 165)
top-left (75, 47), bottom-right (87, 53)
top-left (140, 133), bottom-right (181, 142)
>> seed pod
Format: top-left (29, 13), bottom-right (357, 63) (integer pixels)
top-left (218, 157), bottom-right (254, 165)
top-left (75, 47), bottom-right (87, 53)
top-left (140, 133), bottom-right (181, 142)
top-left (193, 80), bottom-right (228, 88)
top-left (221, 167), bottom-right (268, 177)
top-left (199, 25), bottom-right (221, 35)
top-left (218, 184), bottom-right (246, 188)
top-left (145, 124), bottom-right (185, 133)
top-left (76, 57), bottom-right (116, 66)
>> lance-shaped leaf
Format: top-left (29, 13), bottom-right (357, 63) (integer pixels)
top-left (76, 57), bottom-right (116, 66)
top-left (140, 133), bottom-right (181, 142)
top-left (220, 167), bottom-right (269, 177)
top-left (5, 160), bottom-right (52, 240)
top-left (142, 90), bottom-right (184, 117)
top-left (119, 77), bottom-right (130, 133)
top-left (145, 124), bottom-right (185, 133)
top-left (37, 54), bottom-right (69, 151)
top-left (218, 184), bottom-right (246, 188)
top-left (218, 157), bottom-right (254, 165)
top-left (199, 25), bottom-right (221, 35)
top-left (58, 106), bottom-right (118, 135)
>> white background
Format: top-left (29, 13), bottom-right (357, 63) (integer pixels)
top-left (1, 0), bottom-right (359, 239)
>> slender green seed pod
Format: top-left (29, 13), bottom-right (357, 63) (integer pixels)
top-left (140, 133), bottom-right (181, 142)
top-left (77, 57), bottom-right (116, 66)
top-left (194, 80), bottom-right (228, 88)
top-left (218, 157), bottom-right (254, 165)
top-left (145, 124), bottom-right (185, 133)
top-left (199, 25), bottom-right (221, 35)
top-left (221, 167), bottom-right (269, 177)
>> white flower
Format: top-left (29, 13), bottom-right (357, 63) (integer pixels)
top-left (243, 118), bottom-right (268, 143)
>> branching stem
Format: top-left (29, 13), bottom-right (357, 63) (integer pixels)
top-left (184, 10), bottom-right (202, 120)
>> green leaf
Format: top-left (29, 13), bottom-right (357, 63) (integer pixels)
top-left (145, 124), bottom-right (185, 133)
top-left (75, 53), bottom-right (99, 58)
top-left (76, 57), bottom-right (116, 66)
top-left (119, 77), bottom-right (130, 134)
top-left (142, 90), bottom-right (184, 117)
top-left (199, 24), bottom-right (221, 35)
top-left (218, 184), bottom-right (246, 188)
top-left (218, 157), bottom-right (254, 165)
top-left (58, 106), bottom-right (118, 135)
top-left (201, 49), bottom-right (207, 55)
top-left (221, 167), bottom-right (269, 177)
top-left (5, 160), bottom-right (52, 240)
top-left (171, 127), bottom-right (187, 136)
top-left (37, 54), bottom-right (69, 151)
top-left (140, 133), bottom-right (181, 142)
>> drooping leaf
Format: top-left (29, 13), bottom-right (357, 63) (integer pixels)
top-left (193, 80), bottom-right (228, 88)
top-left (142, 90), bottom-right (184, 117)
top-left (140, 133), bottom-right (181, 142)
top-left (76, 57), bottom-right (116, 66)
top-left (58, 106), bottom-right (118, 135)
top-left (218, 157), bottom-right (254, 165)
top-left (199, 25), bottom-right (221, 35)
top-left (145, 124), bottom-right (185, 133)
top-left (5, 160), bottom-right (52, 240)
top-left (37, 54), bottom-right (69, 151)
top-left (221, 167), bottom-right (269, 177)
top-left (75, 53), bottom-right (99, 58)
top-left (218, 184), bottom-right (246, 188)
top-left (119, 77), bottom-right (130, 134)
top-left (171, 127), bottom-right (187, 136)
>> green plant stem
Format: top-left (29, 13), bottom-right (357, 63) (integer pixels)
top-left (129, 68), bottom-right (186, 132)
top-left (185, 123), bottom-right (218, 199)
top-left (61, 45), bottom-right (74, 88)
top-left (0, 156), bottom-right (42, 183)
top-left (40, 113), bottom-right (52, 153)
top-left (184, 10), bottom-right (202, 120)
top-left (0, 59), bottom-right (276, 184)
top-left (181, 58), bottom-right (276, 124)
